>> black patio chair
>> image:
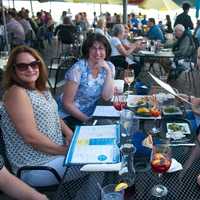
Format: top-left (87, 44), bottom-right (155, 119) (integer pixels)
top-left (56, 25), bottom-right (78, 57)
top-left (48, 56), bottom-right (78, 95)
top-left (109, 55), bottom-right (128, 79)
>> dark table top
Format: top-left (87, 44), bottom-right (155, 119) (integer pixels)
top-left (55, 144), bottom-right (200, 200)
top-left (54, 99), bottom-right (200, 200)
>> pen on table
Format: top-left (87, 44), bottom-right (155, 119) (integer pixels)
top-left (93, 120), bottom-right (98, 126)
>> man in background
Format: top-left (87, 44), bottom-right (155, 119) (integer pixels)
top-left (147, 18), bottom-right (165, 42)
top-left (174, 2), bottom-right (193, 31)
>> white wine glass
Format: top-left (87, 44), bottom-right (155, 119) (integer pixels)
top-left (124, 69), bottom-right (134, 95)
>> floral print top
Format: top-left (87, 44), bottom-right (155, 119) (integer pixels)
top-left (58, 59), bottom-right (115, 119)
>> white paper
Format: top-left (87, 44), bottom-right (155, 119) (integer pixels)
top-left (92, 106), bottom-right (120, 117)
top-left (80, 162), bottom-right (122, 172)
top-left (71, 145), bottom-right (118, 163)
top-left (167, 158), bottom-right (183, 173)
top-left (149, 72), bottom-right (192, 105)
top-left (65, 125), bottom-right (120, 164)
top-left (78, 125), bottom-right (117, 139)
top-left (149, 72), bottom-right (177, 95)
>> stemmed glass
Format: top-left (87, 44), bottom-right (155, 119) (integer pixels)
top-left (113, 93), bottom-right (127, 112)
top-left (124, 69), bottom-right (135, 95)
top-left (151, 143), bottom-right (172, 197)
top-left (150, 92), bottom-right (161, 134)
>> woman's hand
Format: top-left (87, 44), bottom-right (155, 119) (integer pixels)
top-left (191, 96), bottom-right (200, 116)
top-left (60, 119), bottom-right (73, 146)
top-left (191, 96), bottom-right (200, 105)
top-left (94, 60), bottom-right (111, 72)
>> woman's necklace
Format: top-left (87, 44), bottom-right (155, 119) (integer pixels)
top-left (88, 60), bottom-right (100, 78)
top-left (91, 67), bottom-right (99, 78)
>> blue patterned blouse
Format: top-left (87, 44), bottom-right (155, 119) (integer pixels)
top-left (58, 59), bottom-right (115, 119)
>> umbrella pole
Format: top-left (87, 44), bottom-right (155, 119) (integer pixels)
top-left (12, 0), bottom-right (14, 8)
top-left (8, 0), bottom-right (11, 8)
top-left (100, 3), bottom-right (102, 15)
top-left (123, 0), bottom-right (127, 24)
top-left (30, 0), bottom-right (34, 17)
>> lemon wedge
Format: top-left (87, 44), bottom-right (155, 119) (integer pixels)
top-left (115, 182), bottom-right (128, 192)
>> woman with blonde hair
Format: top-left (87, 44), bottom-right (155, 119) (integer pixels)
top-left (94, 17), bottom-right (111, 40)
top-left (1, 45), bottom-right (72, 187)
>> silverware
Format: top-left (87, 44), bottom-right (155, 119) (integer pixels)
top-left (92, 120), bottom-right (98, 126)
top-left (169, 143), bottom-right (196, 147)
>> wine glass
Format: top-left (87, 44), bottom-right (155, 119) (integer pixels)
top-left (150, 92), bottom-right (161, 135)
top-left (151, 143), bottom-right (172, 197)
top-left (124, 69), bottom-right (134, 95)
top-left (113, 93), bottom-right (127, 112)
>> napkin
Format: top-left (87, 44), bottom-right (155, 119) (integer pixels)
top-left (166, 131), bottom-right (186, 140)
top-left (80, 162), bottom-right (122, 172)
top-left (167, 158), bottom-right (183, 173)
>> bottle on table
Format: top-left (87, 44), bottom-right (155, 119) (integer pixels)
top-left (119, 143), bottom-right (136, 199)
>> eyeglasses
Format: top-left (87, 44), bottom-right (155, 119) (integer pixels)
top-left (15, 60), bottom-right (40, 71)
top-left (90, 46), bottom-right (105, 52)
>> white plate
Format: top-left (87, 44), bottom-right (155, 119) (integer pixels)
top-left (166, 123), bottom-right (191, 140)
top-left (163, 106), bottom-right (183, 115)
top-left (127, 95), bottom-right (149, 108)
top-left (160, 48), bottom-right (171, 52)
top-left (167, 123), bottom-right (190, 134)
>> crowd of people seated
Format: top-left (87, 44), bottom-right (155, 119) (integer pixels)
top-left (1, 2), bottom-right (200, 198)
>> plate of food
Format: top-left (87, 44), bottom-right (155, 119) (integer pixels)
top-left (163, 106), bottom-right (183, 115)
top-left (166, 123), bottom-right (191, 140)
top-left (135, 107), bottom-right (151, 116)
top-left (127, 96), bottom-right (149, 108)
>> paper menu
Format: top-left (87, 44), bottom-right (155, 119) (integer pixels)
top-left (77, 125), bottom-right (119, 139)
top-left (64, 125), bottom-right (120, 165)
top-left (149, 72), bottom-right (191, 105)
top-left (92, 106), bottom-right (120, 117)
top-left (71, 145), bottom-right (119, 164)
top-left (149, 72), bottom-right (176, 95)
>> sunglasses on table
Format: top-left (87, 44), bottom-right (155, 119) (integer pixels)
top-left (15, 60), bottom-right (40, 71)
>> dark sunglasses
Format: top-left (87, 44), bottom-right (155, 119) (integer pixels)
top-left (15, 60), bottom-right (40, 71)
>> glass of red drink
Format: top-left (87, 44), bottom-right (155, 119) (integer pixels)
top-left (113, 94), bottom-right (127, 111)
top-left (150, 144), bottom-right (171, 197)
